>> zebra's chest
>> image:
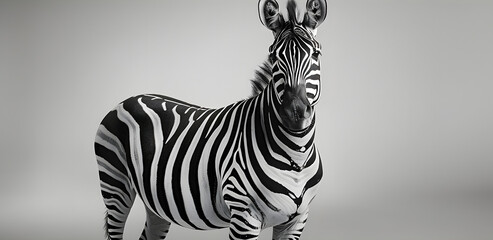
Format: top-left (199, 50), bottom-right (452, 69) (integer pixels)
top-left (260, 171), bottom-right (319, 226)
top-left (223, 155), bottom-right (322, 227)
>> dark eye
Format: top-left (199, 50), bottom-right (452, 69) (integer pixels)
top-left (312, 50), bottom-right (321, 61)
top-left (269, 53), bottom-right (277, 63)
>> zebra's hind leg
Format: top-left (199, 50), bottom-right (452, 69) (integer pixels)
top-left (100, 174), bottom-right (136, 240)
top-left (97, 153), bottom-right (137, 239)
top-left (100, 181), bottom-right (136, 240)
top-left (96, 124), bottom-right (138, 239)
top-left (139, 206), bottom-right (171, 240)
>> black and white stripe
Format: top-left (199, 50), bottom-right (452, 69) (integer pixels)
top-left (270, 22), bottom-right (322, 106)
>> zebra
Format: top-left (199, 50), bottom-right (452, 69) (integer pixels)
top-left (94, 0), bottom-right (327, 239)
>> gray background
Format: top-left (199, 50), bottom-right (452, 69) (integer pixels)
top-left (1, 0), bottom-right (492, 239)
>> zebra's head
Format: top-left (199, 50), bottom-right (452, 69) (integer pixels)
top-left (259, 0), bottom-right (327, 132)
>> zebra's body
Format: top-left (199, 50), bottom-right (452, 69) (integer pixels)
top-left (95, 83), bottom-right (322, 234)
top-left (95, 0), bottom-right (327, 239)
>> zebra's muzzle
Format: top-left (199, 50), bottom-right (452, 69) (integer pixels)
top-left (279, 86), bottom-right (313, 132)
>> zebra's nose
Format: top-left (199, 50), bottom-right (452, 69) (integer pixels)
top-left (279, 87), bottom-right (313, 131)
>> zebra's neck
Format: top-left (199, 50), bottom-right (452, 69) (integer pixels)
top-left (251, 73), bottom-right (316, 171)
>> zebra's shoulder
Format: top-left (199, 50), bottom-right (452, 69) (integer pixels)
top-left (250, 60), bottom-right (272, 97)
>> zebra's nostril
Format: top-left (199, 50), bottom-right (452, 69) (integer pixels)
top-left (292, 105), bottom-right (307, 121)
top-left (280, 92), bottom-right (313, 131)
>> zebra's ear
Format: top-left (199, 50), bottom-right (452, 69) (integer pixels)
top-left (258, 0), bottom-right (285, 34)
top-left (303, 0), bottom-right (327, 33)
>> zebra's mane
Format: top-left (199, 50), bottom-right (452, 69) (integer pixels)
top-left (250, 60), bottom-right (273, 97)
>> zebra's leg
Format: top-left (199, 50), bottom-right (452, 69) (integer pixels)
top-left (139, 206), bottom-right (171, 240)
top-left (96, 125), bottom-right (138, 239)
top-left (97, 156), bottom-right (136, 239)
top-left (100, 179), bottom-right (136, 240)
top-left (272, 211), bottom-right (309, 240)
top-left (228, 209), bottom-right (262, 240)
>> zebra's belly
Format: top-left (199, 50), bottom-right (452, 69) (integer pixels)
top-left (138, 185), bottom-right (231, 230)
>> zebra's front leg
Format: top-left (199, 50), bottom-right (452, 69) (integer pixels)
top-left (272, 211), bottom-right (309, 240)
top-left (228, 209), bottom-right (262, 240)
top-left (139, 206), bottom-right (171, 240)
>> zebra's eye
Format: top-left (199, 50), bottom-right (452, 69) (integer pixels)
top-left (311, 50), bottom-right (321, 61)
top-left (269, 53), bottom-right (277, 63)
